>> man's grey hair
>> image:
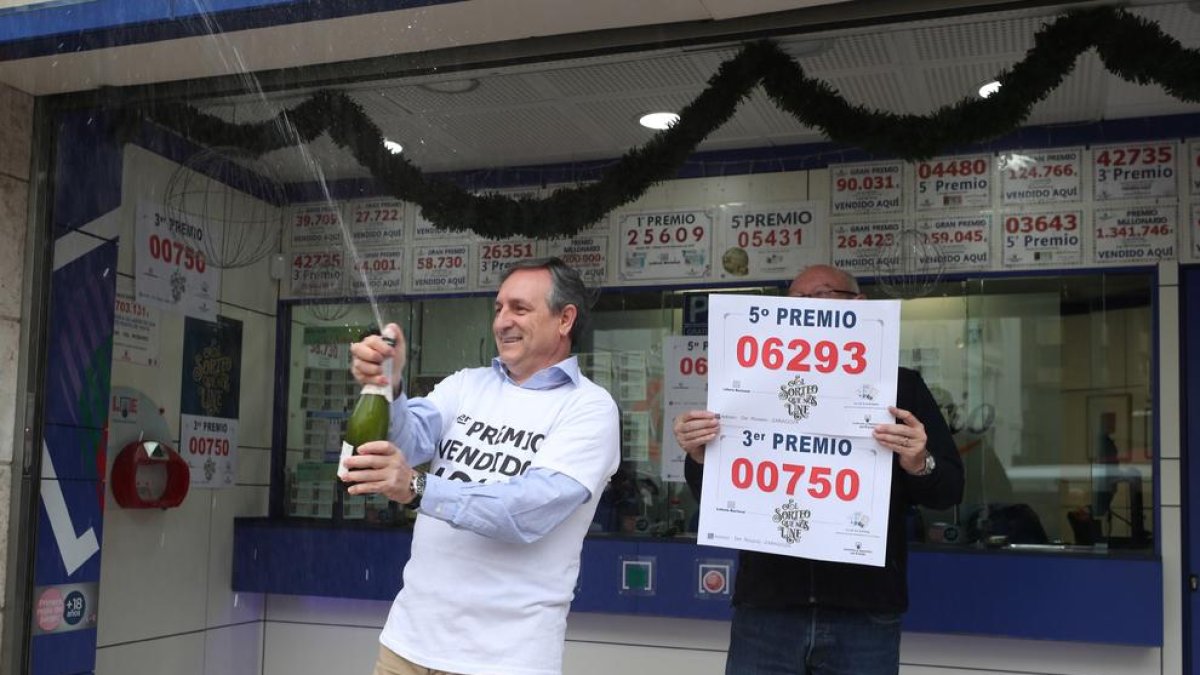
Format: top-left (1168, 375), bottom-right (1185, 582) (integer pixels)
top-left (798, 264), bottom-right (861, 293)
top-left (499, 256), bottom-right (594, 346)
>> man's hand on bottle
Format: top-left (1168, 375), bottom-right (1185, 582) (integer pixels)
top-left (350, 322), bottom-right (408, 390)
top-left (341, 440), bottom-right (418, 504)
top-left (672, 410), bottom-right (719, 464)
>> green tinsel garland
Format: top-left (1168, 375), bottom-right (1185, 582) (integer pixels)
top-left (139, 6), bottom-right (1200, 240)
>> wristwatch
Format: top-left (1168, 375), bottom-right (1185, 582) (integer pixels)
top-left (406, 470), bottom-right (426, 510)
top-left (914, 451), bottom-right (936, 477)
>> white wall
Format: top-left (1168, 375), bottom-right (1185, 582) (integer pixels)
top-left (256, 601), bottom-right (1163, 675)
top-left (0, 79), bottom-right (32, 665)
top-left (91, 145), bottom-right (277, 675)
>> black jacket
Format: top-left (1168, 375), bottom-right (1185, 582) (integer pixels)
top-left (684, 367), bottom-right (963, 613)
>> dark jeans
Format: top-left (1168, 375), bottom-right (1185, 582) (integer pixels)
top-left (726, 606), bottom-right (902, 675)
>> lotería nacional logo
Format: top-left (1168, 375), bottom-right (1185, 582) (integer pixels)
top-left (856, 384), bottom-right (878, 402)
top-left (850, 511), bottom-right (870, 529)
top-left (779, 376), bottom-right (819, 421)
top-left (772, 498), bottom-right (811, 544)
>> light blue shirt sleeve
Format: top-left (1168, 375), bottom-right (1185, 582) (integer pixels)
top-left (417, 467), bottom-right (591, 544)
top-left (389, 389), bottom-right (440, 466)
top-left (388, 358), bottom-right (604, 544)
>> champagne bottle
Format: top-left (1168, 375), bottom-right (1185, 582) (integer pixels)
top-left (338, 328), bottom-right (397, 490)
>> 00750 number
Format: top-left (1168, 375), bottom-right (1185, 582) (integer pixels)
top-left (730, 459), bottom-right (859, 500)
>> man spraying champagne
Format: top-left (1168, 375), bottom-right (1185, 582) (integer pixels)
top-left (343, 258), bottom-right (620, 675)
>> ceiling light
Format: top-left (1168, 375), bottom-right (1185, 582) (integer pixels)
top-left (978, 80), bottom-right (1002, 98)
top-left (639, 112), bottom-right (680, 130)
top-left (383, 139), bottom-right (403, 154)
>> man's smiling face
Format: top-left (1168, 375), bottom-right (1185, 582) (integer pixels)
top-left (493, 267), bottom-right (573, 384)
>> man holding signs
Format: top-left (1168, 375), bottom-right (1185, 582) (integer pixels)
top-left (673, 264), bottom-right (962, 675)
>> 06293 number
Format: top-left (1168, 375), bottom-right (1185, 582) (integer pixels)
top-left (736, 336), bottom-right (867, 374)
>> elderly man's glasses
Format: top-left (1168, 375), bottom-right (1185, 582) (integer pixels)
top-left (789, 288), bottom-right (859, 299)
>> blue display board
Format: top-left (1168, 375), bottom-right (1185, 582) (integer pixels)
top-left (233, 518), bottom-right (1162, 645)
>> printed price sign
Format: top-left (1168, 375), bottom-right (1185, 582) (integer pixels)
top-left (1190, 141), bottom-right (1200, 196)
top-left (830, 221), bottom-right (901, 276)
top-left (411, 206), bottom-right (477, 242)
top-left (1093, 206), bottom-right (1177, 264)
top-left (619, 209), bottom-right (713, 281)
top-left (288, 202), bottom-right (344, 250)
top-left (697, 428), bottom-right (892, 566)
top-left (348, 198), bottom-right (405, 248)
top-left (348, 249), bottom-right (404, 297)
top-left (135, 202), bottom-right (221, 320)
top-left (699, 295), bottom-right (897, 565)
top-left (706, 294), bottom-right (900, 438)
top-left (1093, 142), bottom-right (1178, 201)
top-left (913, 154), bottom-right (992, 210)
top-left (1000, 210), bottom-right (1083, 268)
top-left (662, 336), bottom-right (709, 483)
top-left (180, 414), bottom-right (238, 488)
top-left (829, 161), bottom-right (903, 216)
top-left (412, 206), bottom-right (447, 240)
top-left (717, 202), bottom-right (824, 279)
top-left (914, 216), bottom-right (990, 272)
top-left (114, 294), bottom-right (160, 366)
top-left (306, 342), bottom-right (347, 370)
top-left (478, 239), bottom-right (539, 288)
top-left (412, 244), bottom-right (470, 292)
top-left (289, 250), bottom-right (345, 297)
top-left (998, 148), bottom-right (1083, 204)
top-left (548, 236), bottom-right (608, 286)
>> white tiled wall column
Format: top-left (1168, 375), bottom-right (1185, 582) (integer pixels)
top-left (0, 80), bottom-right (33, 662)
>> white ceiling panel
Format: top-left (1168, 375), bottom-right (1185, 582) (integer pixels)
top-left (909, 15), bottom-right (1043, 62)
top-left (793, 33), bottom-right (896, 72)
top-left (538, 51), bottom-right (731, 97)
top-left (1022, 51), bottom-right (1108, 126)
top-left (377, 76), bottom-right (547, 113)
top-left (180, 1), bottom-right (1200, 182)
top-left (825, 71), bottom-right (910, 113)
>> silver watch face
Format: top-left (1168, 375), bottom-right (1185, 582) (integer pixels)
top-left (924, 453), bottom-right (936, 473)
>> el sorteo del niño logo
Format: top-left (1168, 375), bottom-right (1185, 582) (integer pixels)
top-left (772, 498), bottom-right (812, 544)
top-left (779, 376), bottom-right (819, 421)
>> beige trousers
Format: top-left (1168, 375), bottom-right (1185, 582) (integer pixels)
top-left (372, 644), bottom-right (460, 675)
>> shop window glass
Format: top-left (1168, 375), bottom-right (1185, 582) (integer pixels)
top-left (283, 275), bottom-right (1154, 554)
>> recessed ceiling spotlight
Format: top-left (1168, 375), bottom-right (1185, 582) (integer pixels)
top-left (978, 80), bottom-right (1002, 98)
top-left (383, 139), bottom-right (404, 154)
top-left (639, 112), bottom-right (680, 130)
top-left (417, 78), bottom-right (480, 94)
